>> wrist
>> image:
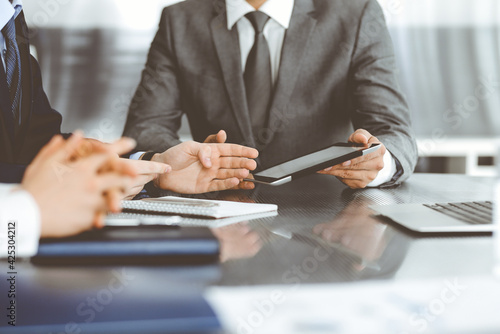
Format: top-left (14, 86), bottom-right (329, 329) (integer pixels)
top-left (150, 153), bottom-right (162, 163)
top-left (140, 151), bottom-right (158, 161)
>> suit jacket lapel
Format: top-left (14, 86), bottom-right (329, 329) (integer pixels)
top-left (210, 0), bottom-right (256, 148)
top-left (0, 51), bottom-right (16, 153)
top-left (0, 12), bottom-right (33, 160)
top-left (265, 0), bottom-right (317, 147)
top-left (13, 12), bottom-right (33, 151)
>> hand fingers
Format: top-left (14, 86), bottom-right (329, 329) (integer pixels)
top-left (320, 143), bottom-right (385, 173)
top-left (65, 130), bottom-right (86, 160)
top-left (207, 177), bottom-right (241, 192)
top-left (226, 182), bottom-right (255, 191)
top-left (318, 150), bottom-right (384, 188)
top-left (123, 185), bottom-right (147, 199)
top-left (216, 168), bottom-right (250, 180)
top-left (32, 135), bottom-right (64, 165)
top-left (107, 137), bottom-right (137, 156)
top-left (348, 129), bottom-right (373, 144)
top-left (218, 157), bottom-right (257, 170)
top-left (204, 134), bottom-right (218, 143)
top-left (130, 173), bottom-right (159, 188)
top-left (93, 212), bottom-right (106, 229)
top-left (367, 135), bottom-right (380, 144)
top-left (204, 130), bottom-right (228, 144)
top-left (80, 153), bottom-right (118, 173)
top-left (323, 152), bottom-right (385, 172)
top-left (198, 145), bottom-right (213, 168)
top-left (85, 153), bottom-right (167, 178)
top-left (216, 130), bottom-right (227, 143)
top-left (320, 166), bottom-right (379, 179)
top-left (323, 169), bottom-right (379, 188)
top-left (216, 143), bottom-right (259, 159)
top-left (121, 159), bottom-right (170, 176)
top-left (345, 143), bottom-right (386, 167)
top-left (337, 177), bottom-right (372, 189)
top-left (71, 137), bottom-right (136, 161)
top-left (319, 152), bottom-right (385, 176)
top-left (105, 188), bottom-right (123, 213)
top-left (352, 136), bottom-right (385, 164)
top-left (53, 130), bottom-right (85, 162)
top-left (238, 181), bottom-right (255, 190)
top-left (96, 174), bottom-right (132, 192)
top-left (72, 138), bottom-right (103, 159)
top-left (238, 173), bottom-right (255, 189)
top-left (99, 157), bottom-right (136, 177)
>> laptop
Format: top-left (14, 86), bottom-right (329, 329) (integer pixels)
top-left (371, 146), bottom-right (499, 234)
top-left (371, 200), bottom-right (495, 233)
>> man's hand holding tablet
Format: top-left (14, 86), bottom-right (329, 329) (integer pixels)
top-left (318, 129), bottom-right (387, 189)
top-left (246, 142), bottom-right (381, 186)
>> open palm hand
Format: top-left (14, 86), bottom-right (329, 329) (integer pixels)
top-left (152, 141), bottom-right (258, 194)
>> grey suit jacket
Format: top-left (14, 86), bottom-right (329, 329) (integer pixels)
top-left (123, 0), bottom-right (418, 186)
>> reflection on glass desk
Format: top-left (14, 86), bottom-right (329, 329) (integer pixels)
top-left (198, 173), bottom-right (495, 286)
top-left (1, 173), bottom-right (498, 333)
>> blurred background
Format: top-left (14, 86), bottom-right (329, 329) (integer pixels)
top-left (23, 0), bottom-right (500, 176)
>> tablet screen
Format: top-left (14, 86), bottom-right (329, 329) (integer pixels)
top-left (256, 145), bottom-right (365, 179)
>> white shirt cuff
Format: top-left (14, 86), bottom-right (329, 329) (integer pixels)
top-left (0, 188), bottom-right (41, 258)
top-left (0, 184), bottom-right (14, 196)
top-left (129, 152), bottom-right (146, 160)
top-left (367, 149), bottom-right (397, 188)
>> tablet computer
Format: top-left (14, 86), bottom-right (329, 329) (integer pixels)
top-left (245, 143), bottom-right (381, 186)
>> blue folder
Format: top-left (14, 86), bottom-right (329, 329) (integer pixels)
top-left (31, 225), bottom-right (220, 266)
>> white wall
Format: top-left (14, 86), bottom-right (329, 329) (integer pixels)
top-left (24, 0), bottom-right (184, 29)
top-left (379, 0), bottom-right (500, 27)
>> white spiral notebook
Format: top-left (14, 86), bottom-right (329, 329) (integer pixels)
top-left (120, 196), bottom-right (278, 219)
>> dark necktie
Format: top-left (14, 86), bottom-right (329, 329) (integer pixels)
top-left (244, 11), bottom-right (272, 138)
top-left (2, 14), bottom-right (22, 127)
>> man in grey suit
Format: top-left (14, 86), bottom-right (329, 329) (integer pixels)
top-left (123, 0), bottom-right (418, 189)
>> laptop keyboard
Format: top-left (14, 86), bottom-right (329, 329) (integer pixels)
top-left (424, 201), bottom-right (493, 225)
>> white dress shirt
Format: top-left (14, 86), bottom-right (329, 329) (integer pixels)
top-left (226, 0), bottom-right (294, 84)
top-left (0, 184), bottom-right (41, 258)
top-left (226, 0), bottom-right (397, 187)
top-left (0, 0), bottom-right (23, 70)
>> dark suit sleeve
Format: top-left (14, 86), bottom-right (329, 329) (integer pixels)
top-left (0, 55), bottom-right (63, 183)
top-left (349, 0), bottom-right (418, 186)
top-left (0, 163), bottom-right (26, 184)
top-left (15, 55), bottom-right (63, 165)
top-left (122, 8), bottom-right (183, 153)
